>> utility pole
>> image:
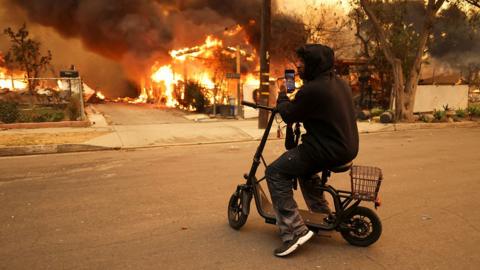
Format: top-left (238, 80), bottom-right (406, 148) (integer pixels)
top-left (259, 0), bottom-right (271, 129)
top-left (236, 45), bottom-right (244, 119)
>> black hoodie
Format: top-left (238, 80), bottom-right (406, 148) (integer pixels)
top-left (277, 44), bottom-right (359, 167)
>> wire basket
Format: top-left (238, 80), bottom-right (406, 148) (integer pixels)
top-left (350, 165), bottom-right (383, 201)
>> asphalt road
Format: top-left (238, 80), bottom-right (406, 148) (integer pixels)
top-left (1, 128), bottom-right (479, 270)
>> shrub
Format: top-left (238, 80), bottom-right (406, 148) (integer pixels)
top-left (17, 113), bottom-right (33, 123)
top-left (433, 109), bottom-right (446, 121)
top-left (442, 104), bottom-right (451, 112)
top-left (455, 109), bottom-right (466, 118)
top-left (32, 113), bottom-right (47, 122)
top-left (419, 114), bottom-right (428, 122)
top-left (370, 107), bottom-right (385, 117)
top-left (467, 104), bottom-right (480, 117)
top-left (180, 81), bottom-right (210, 113)
top-left (49, 111), bottom-right (65, 122)
top-left (0, 101), bottom-right (19, 123)
top-left (17, 107), bottom-right (66, 123)
top-left (33, 111), bottom-right (64, 122)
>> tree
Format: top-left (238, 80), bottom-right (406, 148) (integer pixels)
top-left (3, 24), bottom-right (52, 94)
top-left (349, 1), bottom-right (427, 109)
top-left (271, 4), bottom-right (356, 65)
top-left (302, 4), bottom-right (356, 59)
top-left (358, 0), bottom-right (446, 122)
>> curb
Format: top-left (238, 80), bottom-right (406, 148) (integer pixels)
top-left (359, 121), bottom-right (480, 134)
top-left (0, 144), bottom-right (118, 157)
top-left (0, 121), bottom-right (478, 157)
top-left (393, 121), bottom-right (480, 131)
top-left (0, 120), bottom-right (91, 130)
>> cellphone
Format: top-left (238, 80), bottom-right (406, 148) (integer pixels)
top-left (285, 69), bottom-right (295, 93)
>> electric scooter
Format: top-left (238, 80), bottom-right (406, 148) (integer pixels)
top-left (227, 101), bottom-right (384, 247)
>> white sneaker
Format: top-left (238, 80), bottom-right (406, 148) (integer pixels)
top-left (274, 230), bottom-right (314, 257)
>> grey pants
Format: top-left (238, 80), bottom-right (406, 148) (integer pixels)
top-left (265, 146), bottom-right (328, 242)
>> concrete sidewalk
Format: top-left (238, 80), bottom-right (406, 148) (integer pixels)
top-left (1, 109), bottom-right (479, 156)
top-left (86, 119), bottom-right (480, 148)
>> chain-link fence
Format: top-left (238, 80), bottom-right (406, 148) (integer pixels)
top-left (0, 77), bottom-right (85, 124)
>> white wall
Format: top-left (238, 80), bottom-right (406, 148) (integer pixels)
top-left (242, 83), bottom-right (259, 118)
top-left (414, 85), bottom-right (469, 113)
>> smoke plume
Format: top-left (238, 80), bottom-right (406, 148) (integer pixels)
top-left (1, 0), bottom-right (290, 96)
top-left (7, 0), bottom-right (270, 61)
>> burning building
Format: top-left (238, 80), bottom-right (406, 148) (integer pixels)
top-left (122, 33), bottom-right (260, 110)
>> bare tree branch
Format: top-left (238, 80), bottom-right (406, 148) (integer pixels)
top-left (410, 0), bottom-right (445, 77)
top-left (465, 0), bottom-right (480, 9)
top-left (359, 0), bottom-right (396, 63)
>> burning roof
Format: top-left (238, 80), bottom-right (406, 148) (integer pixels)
top-left (419, 73), bottom-right (468, 85)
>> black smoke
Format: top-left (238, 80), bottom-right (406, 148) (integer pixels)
top-left (430, 4), bottom-right (480, 70)
top-left (7, 0), bottom-right (271, 61)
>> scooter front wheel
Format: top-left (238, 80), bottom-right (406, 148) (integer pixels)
top-left (340, 206), bottom-right (382, 247)
top-left (228, 192), bottom-right (249, 230)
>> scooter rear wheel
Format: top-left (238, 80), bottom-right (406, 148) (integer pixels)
top-left (228, 192), bottom-right (248, 230)
top-left (340, 206), bottom-right (382, 247)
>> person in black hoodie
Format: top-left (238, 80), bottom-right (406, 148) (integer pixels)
top-left (266, 44), bottom-right (359, 257)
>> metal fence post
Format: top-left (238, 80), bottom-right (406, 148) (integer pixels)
top-left (79, 78), bottom-right (86, 121)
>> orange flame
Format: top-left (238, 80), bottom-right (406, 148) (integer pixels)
top-left (96, 91), bottom-right (106, 100)
top-left (151, 65), bottom-right (182, 107)
top-left (126, 31), bottom-right (259, 108)
top-left (224, 25), bottom-right (243, 37)
top-left (0, 67), bottom-right (27, 90)
top-left (170, 35), bottom-right (223, 61)
top-left (243, 73), bottom-right (260, 86)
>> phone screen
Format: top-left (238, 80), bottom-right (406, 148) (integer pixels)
top-left (285, 69), bottom-right (295, 93)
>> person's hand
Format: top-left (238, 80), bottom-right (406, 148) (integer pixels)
top-left (277, 86), bottom-right (289, 105)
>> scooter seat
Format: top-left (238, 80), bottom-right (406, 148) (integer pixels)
top-left (328, 161), bottom-right (353, 173)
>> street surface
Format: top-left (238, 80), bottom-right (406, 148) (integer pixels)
top-left (1, 128), bottom-right (479, 269)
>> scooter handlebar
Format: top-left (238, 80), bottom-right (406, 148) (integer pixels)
top-left (241, 101), bottom-right (275, 111)
top-left (241, 101), bottom-right (257, 108)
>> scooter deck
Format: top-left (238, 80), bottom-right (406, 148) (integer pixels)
top-left (257, 186), bottom-right (329, 226)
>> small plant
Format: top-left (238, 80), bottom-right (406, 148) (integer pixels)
top-left (442, 104), bottom-right (456, 118)
top-left (419, 114), bottom-right (428, 122)
top-left (455, 109), bottom-right (466, 118)
top-left (49, 111), bottom-right (65, 122)
top-left (0, 101), bottom-right (19, 123)
top-left (467, 104), bottom-right (480, 117)
top-left (18, 107), bottom-right (66, 123)
top-left (370, 107), bottom-right (385, 117)
top-left (32, 113), bottom-right (47, 122)
top-left (33, 111), bottom-right (64, 122)
top-left (433, 109), bottom-right (446, 121)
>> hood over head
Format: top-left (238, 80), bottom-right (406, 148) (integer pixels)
top-left (296, 44), bottom-right (335, 81)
